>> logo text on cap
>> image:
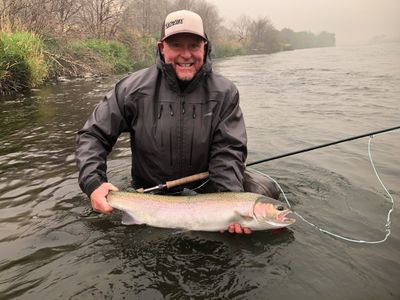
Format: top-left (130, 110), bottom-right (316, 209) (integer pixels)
top-left (165, 18), bottom-right (184, 29)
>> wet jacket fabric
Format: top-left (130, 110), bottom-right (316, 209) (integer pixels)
top-left (76, 44), bottom-right (247, 197)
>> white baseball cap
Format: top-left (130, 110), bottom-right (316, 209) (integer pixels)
top-left (161, 10), bottom-right (207, 41)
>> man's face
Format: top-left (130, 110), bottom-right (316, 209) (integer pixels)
top-left (159, 33), bottom-right (206, 81)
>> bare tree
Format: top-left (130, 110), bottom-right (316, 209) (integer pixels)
top-left (232, 15), bottom-right (251, 43)
top-left (169, 0), bottom-right (196, 11)
top-left (0, 0), bottom-right (51, 31)
top-left (15, 0), bottom-right (57, 33)
top-left (79, 0), bottom-right (127, 38)
top-left (0, 0), bottom-right (26, 30)
top-left (50, 0), bottom-right (82, 35)
top-left (121, 0), bottom-right (169, 36)
top-left (193, 0), bottom-right (221, 42)
top-left (247, 17), bottom-right (280, 54)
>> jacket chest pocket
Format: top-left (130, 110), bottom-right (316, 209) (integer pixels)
top-left (152, 100), bottom-right (218, 168)
top-left (153, 101), bottom-right (178, 147)
top-left (182, 101), bottom-right (217, 167)
top-left (148, 101), bottom-right (179, 167)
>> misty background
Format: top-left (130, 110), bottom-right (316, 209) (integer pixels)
top-left (213, 0), bottom-right (400, 45)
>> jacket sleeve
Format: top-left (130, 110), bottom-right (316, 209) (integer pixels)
top-left (75, 84), bottom-right (130, 197)
top-left (208, 89), bottom-right (247, 192)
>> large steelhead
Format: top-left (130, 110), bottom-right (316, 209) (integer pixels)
top-left (107, 191), bottom-right (295, 231)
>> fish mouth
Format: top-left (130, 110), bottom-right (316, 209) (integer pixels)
top-left (275, 210), bottom-right (296, 225)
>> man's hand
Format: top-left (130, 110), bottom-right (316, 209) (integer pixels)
top-left (90, 182), bottom-right (119, 214)
top-left (228, 223), bottom-right (252, 234)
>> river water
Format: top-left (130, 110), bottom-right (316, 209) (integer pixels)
top-left (0, 43), bottom-right (399, 299)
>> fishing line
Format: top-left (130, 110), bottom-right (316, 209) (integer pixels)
top-left (250, 132), bottom-right (397, 244)
top-left (193, 179), bottom-right (210, 191)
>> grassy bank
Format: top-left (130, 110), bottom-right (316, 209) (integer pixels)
top-left (70, 39), bottom-right (134, 73)
top-left (0, 32), bottom-right (47, 94)
top-left (1, 31), bottom-right (246, 95)
top-left (42, 36), bottom-right (144, 81)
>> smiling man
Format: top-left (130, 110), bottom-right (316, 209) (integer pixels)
top-left (159, 33), bottom-right (205, 81)
top-left (158, 10), bottom-right (207, 82)
top-left (76, 10), bottom-right (279, 234)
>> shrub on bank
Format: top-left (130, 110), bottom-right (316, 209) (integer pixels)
top-left (131, 35), bottom-right (157, 70)
top-left (0, 32), bottom-right (47, 94)
top-left (116, 32), bottom-right (157, 70)
top-left (212, 41), bottom-right (247, 58)
top-left (72, 39), bottom-right (133, 73)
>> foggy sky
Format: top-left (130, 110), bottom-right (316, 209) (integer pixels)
top-left (212, 0), bottom-right (400, 45)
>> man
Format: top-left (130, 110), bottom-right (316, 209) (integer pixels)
top-left (76, 10), bottom-right (277, 234)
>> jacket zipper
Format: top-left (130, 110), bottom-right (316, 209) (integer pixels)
top-left (158, 104), bottom-right (163, 119)
top-left (169, 104), bottom-right (174, 166)
top-left (189, 104), bottom-right (196, 166)
top-left (158, 104), bottom-right (164, 147)
top-left (179, 96), bottom-right (185, 175)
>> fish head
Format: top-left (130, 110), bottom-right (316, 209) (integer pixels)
top-left (252, 197), bottom-right (296, 228)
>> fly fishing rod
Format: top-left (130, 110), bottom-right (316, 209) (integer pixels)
top-left (247, 125), bottom-right (400, 167)
top-left (137, 125), bottom-right (400, 193)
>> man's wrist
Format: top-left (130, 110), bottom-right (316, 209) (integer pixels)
top-left (84, 178), bottom-right (106, 198)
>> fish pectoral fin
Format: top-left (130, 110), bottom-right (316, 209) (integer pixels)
top-left (234, 210), bottom-right (253, 222)
top-left (121, 212), bottom-right (143, 226)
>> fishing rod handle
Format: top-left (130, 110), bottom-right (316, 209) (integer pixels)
top-left (166, 171), bottom-right (210, 189)
top-left (136, 184), bottom-right (165, 193)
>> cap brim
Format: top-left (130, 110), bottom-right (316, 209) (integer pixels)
top-left (161, 31), bottom-right (208, 42)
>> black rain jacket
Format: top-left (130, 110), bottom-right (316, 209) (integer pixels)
top-left (76, 42), bottom-right (247, 197)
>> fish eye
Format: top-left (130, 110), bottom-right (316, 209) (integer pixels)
top-left (277, 205), bottom-right (284, 211)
